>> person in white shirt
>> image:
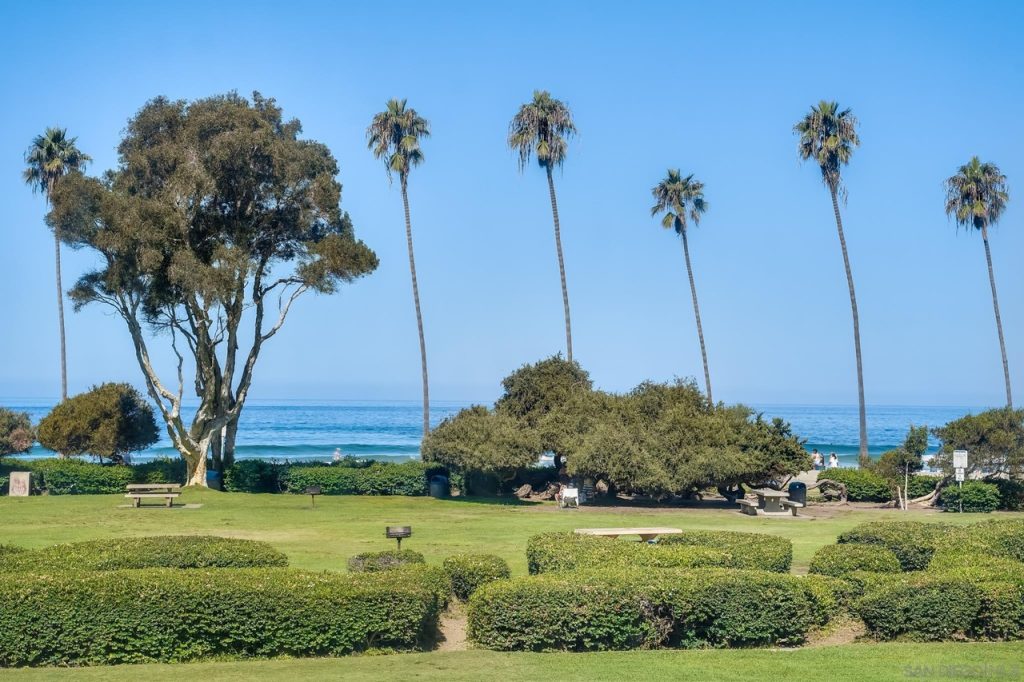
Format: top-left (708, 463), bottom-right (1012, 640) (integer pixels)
top-left (829, 452), bottom-right (839, 469)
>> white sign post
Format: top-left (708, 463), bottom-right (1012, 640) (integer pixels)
top-left (952, 450), bottom-right (968, 513)
top-left (8, 471), bottom-right (30, 497)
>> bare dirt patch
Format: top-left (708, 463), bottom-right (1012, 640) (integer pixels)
top-left (437, 602), bottom-right (469, 652)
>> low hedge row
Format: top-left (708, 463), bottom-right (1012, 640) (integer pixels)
top-left (0, 457), bottom-right (185, 494)
top-left (348, 550), bottom-right (425, 573)
top-left (281, 461), bottom-right (430, 496)
top-left (809, 543), bottom-right (902, 577)
top-left (0, 536), bottom-right (288, 572)
top-left (527, 531), bottom-right (792, 575)
top-left (443, 554), bottom-right (511, 600)
top-left (836, 521), bottom-right (948, 571)
top-left (821, 468), bottom-right (937, 502)
top-left (468, 568), bottom-right (833, 651)
top-left (0, 566), bottom-right (445, 666)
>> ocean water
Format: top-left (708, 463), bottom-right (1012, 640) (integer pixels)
top-left (2, 398), bottom-right (987, 468)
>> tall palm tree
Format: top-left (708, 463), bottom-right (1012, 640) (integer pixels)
top-left (794, 101), bottom-right (869, 464)
top-left (944, 157), bottom-right (1013, 407)
top-left (23, 127), bottom-right (91, 401)
top-left (651, 170), bottom-right (713, 403)
top-left (367, 99), bottom-right (432, 436)
top-left (508, 91), bottom-right (577, 363)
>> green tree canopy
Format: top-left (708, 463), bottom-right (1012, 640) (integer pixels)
top-left (47, 92), bottom-right (378, 484)
top-left (37, 383), bottom-right (158, 461)
top-left (932, 408), bottom-right (1024, 478)
top-left (0, 408), bottom-right (34, 456)
top-left (421, 405), bottom-right (542, 478)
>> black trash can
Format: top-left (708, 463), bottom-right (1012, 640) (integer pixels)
top-left (788, 481), bottom-right (807, 505)
top-left (429, 475), bottom-right (449, 499)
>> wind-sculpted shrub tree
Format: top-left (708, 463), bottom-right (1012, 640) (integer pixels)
top-left (421, 406), bottom-right (542, 484)
top-left (872, 425), bottom-right (928, 510)
top-left (48, 92), bottom-right (378, 485)
top-left (932, 408), bottom-right (1024, 480)
top-left (0, 408), bottom-right (34, 456)
top-left (37, 383), bottom-right (157, 462)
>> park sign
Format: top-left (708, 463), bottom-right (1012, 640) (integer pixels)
top-left (953, 450), bottom-right (968, 469)
top-left (8, 471), bottom-right (30, 496)
top-left (955, 468), bottom-right (966, 482)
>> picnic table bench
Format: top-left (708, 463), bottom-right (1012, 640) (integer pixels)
top-left (125, 483), bottom-right (181, 508)
top-left (737, 488), bottom-right (802, 517)
top-left (575, 527), bottom-right (683, 542)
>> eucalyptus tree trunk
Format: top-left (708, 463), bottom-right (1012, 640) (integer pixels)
top-left (680, 228), bottom-right (712, 404)
top-left (982, 226), bottom-right (1013, 408)
top-left (545, 166), bottom-right (573, 364)
top-left (401, 175), bottom-right (430, 437)
top-left (830, 188), bottom-right (869, 465)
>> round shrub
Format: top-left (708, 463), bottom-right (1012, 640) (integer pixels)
top-left (660, 530), bottom-right (793, 573)
top-left (348, 550), bottom-right (425, 573)
top-left (837, 521), bottom-right (948, 571)
top-left (0, 536), bottom-right (288, 572)
top-left (468, 568), bottom-right (825, 651)
top-left (809, 544), bottom-right (902, 577)
top-left (443, 554), bottom-right (511, 600)
top-left (0, 567), bottom-right (444, 666)
top-left (800, 574), bottom-right (855, 625)
top-left (857, 578), bottom-right (983, 641)
top-left (941, 481), bottom-right (1001, 513)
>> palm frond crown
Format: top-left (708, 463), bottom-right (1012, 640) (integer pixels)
top-left (508, 90), bottom-right (576, 171)
top-left (23, 127), bottom-right (91, 197)
top-left (366, 99), bottom-right (430, 181)
top-left (944, 156), bottom-right (1009, 232)
top-left (794, 101), bottom-right (859, 194)
top-left (650, 169), bottom-right (707, 234)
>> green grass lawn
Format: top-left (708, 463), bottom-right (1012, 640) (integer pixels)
top-left (2, 491), bottom-right (1022, 680)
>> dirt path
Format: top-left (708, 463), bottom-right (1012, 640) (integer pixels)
top-left (437, 602), bottom-right (469, 652)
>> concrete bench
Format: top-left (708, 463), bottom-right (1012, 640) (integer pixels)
top-left (780, 499), bottom-right (804, 516)
top-left (124, 492), bottom-right (180, 508)
top-left (575, 527), bottom-right (683, 542)
top-left (737, 499), bottom-right (758, 516)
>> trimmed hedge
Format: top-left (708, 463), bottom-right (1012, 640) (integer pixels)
top-left (348, 550), bottom-right (426, 573)
top-left (224, 459), bottom-right (286, 493)
top-left (29, 458), bottom-right (134, 494)
top-left (283, 461), bottom-right (429, 496)
top-left (443, 554), bottom-right (511, 600)
top-left (837, 521), bottom-right (947, 571)
top-left (0, 567), bottom-right (445, 666)
top-left (818, 468), bottom-right (937, 502)
top-left (993, 479), bottom-right (1024, 511)
top-left (809, 543), bottom-right (902, 577)
top-left (659, 530), bottom-right (793, 573)
top-left (800, 574), bottom-right (855, 625)
top-left (941, 481), bottom-right (1001, 513)
top-left (468, 568), bottom-right (829, 650)
top-left (0, 536), bottom-right (288, 572)
top-left (857, 575), bottom-right (1024, 641)
top-left (527, 531), bottom-right (792, 575)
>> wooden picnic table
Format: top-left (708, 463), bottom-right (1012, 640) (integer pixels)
top-left (125, 483), bottom-right (181, 508)
top-left (575, 527), bottom-right (683, 542)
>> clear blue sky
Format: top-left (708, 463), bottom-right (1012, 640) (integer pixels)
top-left (1, 0), bottom-right (1021, 407)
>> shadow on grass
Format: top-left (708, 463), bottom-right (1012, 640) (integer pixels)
top-left (435, 495), bottom-right (542, 507)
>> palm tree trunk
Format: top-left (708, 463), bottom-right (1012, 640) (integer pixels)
top-left (982, 226), bottom-right (1012, 407)
top-left (53, 216), bottom-right (68, 401)
top-left (401, 176), bottom-right (430, 437)
top-left (830, 189), bottom-right (868, 464)
top-left (680, 229), bottom-right (712, 404)
top-left (545, 166), bottom-right (573, 364)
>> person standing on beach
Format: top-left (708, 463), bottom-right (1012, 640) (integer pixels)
top-left (812, 449), bottom-right (823, 471)
top-left (829, 452), bottom-right (839, 469)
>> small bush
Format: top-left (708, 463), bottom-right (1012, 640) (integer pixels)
top-left (132, 457), bottom-right (185, 484)
top-left (36, 383), bottom-right (158, 460)
top-left (224, 460), bottom-right (286, 493)
top-left (30, 459), bottom-right (134, 494)
top-left (943, 519), bottom-right (1024, 564)
top-left (857, 578), bottom-right (984, 641)
top-left (942, 481), bottom-right (1001, 513)
top-left (0, 536), bottom-right (288, 572)
top-left (809, 544), bottom-right (902, 577)
top-left (283, 461), bottom-right (429, 496)
top-left (821, 468), bottom-right (891, 502)
top-left (0, 567), bottom-right (443, 666)
top-left (837, 521), bottom-right (948, 571)
top-left (527, 533), bottom-right (732, 575)
top-left (348, 550), bottom-right (426, 573)
top-left (660, 530), bottom-right (793, 573)
top-left (906, 475), bottom-right (938, 499)
top-left (468, 568), bottom-right (827, 650)
top-left (443, 554), bottom-right (511, 600)
top-left (800, 574), bottom-right (855, 625)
